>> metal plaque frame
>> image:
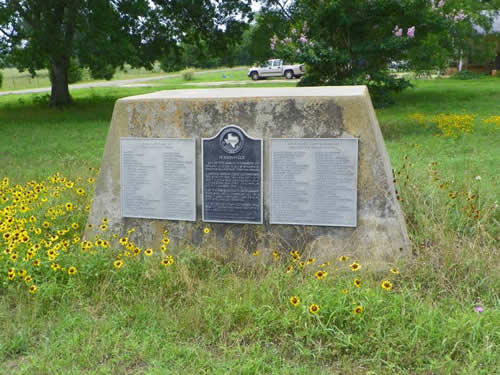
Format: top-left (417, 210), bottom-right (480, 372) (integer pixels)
top-left (202, 125), bottom-right (263, 224)
top-left (270, 137), bottom-right (358, 227)
top-left (120, 137), bottom-right (196, 221)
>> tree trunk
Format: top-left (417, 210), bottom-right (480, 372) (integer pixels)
top-left (49, 56), bottom-right (72, 107)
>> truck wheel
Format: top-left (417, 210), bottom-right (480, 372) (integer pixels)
top-left (251, 71), bottom-right (259, 81)
top-left (285, 70), bottom-right (294, 79)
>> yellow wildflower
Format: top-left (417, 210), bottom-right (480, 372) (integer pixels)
top-left (309, 304), bottom-right (320, 314)
top-left (381, 280), bottom-right (393, 291)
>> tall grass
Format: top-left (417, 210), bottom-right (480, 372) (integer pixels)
top-left (0, 78), bottom-right (499, 374)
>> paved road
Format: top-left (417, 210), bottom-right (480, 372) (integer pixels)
top-left (0, 67), bottom-right (247, 97)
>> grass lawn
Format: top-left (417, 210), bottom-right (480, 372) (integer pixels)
top-left (0, 64), bottom-right (248, 92)
top-left (0, 65), bottom-right (166, 92)
top-left (0, 77), bottom-right (499, 374)
top-left (154, 68), bottom-right (250, 85)
top-left (0, 68), bottom-right (53, 91)
top-left (379, 78), bottom-right (500, 230)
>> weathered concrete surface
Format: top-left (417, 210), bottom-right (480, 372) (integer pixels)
top-left (86, 87), bottom-right (410, 265)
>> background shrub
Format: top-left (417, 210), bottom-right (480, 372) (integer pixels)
top-left (452, 70), bottom-right (482, 80)
top-left (182, 68), bottom-right (195, 81)
top-left (67, 59), bottom-right (83, 83)
top-left (90, 64), bottom-right (115, 80)
top-left (160, 50), bottom-right (185, 72)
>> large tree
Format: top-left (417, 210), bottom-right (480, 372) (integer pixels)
top-left (0, 0), bottom-right (251, 106)
top-left (269, 0), bottom-right (498, 105)
top-left (242, 10), bottom-right (290, 64)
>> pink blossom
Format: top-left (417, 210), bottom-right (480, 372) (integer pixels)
top-left (291, 28), bottom-right (297, 35)
top-left (299, 34), bottom-right (307, 44)
top-left (407, 26), bottom-right (415, 38)
top-left (431, 0), bottom-right (444, 10)
top-left (309, 41), bottom-right (314, 47)
top-left (474, 306), bottom-right (484, 313)
top-left (270, 35), bottom-right (278, 50)
top-left (393, 26), bottom-right (403, 37)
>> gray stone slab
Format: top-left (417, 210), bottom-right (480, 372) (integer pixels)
top-left (120, 138), bottom-right (196, 221)
top-left (121, 86), bottom-right (367, 100)
top-left (270, 138), bottom-right (358, 227)
top-left (202, 125), bottom-right (263, 224)
top-left (86, 86), bottom-right (410, 267)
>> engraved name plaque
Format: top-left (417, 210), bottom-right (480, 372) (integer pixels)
top-left (120, 138), bottom-right (196, 221)
top-left (270, 138), bottom-right (358, 227)
top-left (202, 125), bottom-right (263, 224)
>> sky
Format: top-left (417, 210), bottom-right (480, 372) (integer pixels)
top-left (251, 1), bottom-right (263, 12)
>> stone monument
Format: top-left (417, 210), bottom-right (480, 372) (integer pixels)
top-left (86, 86), bottom-right (410, 265)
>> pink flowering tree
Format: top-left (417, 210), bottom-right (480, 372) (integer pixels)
top-left (408, 0), bottom-right (499, 72)
top-left (269, 0), bottom-right (498, 106)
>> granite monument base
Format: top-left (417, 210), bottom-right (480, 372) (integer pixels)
top-left (86, 87), bottom-right (410, 266)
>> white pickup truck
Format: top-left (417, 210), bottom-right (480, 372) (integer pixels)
top-left (248, 59), bottom-right (305, 80)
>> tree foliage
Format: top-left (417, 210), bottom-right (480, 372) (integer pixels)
top-left (0, 0), bottom-right (251, 106)
top-left (67, 58), bottom-right (83, 84)
top-left (270, 0), bottom-right (499, 106)
top-left (242, 11), bottom-right (290, 64)
top-left (158, 9), bottom-right (292, 72)
top-left (160, 36), bottom-right (248, 72)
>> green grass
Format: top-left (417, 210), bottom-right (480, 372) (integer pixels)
top-left (0, 80), bottom-right (295, 183)
top-left (0, 77), bottom-right (499, 374)
top-left (0, 68), bottom-right (52, 91)
top-left (0, 65), bottom-right (248, 92)
top-left (0, 64), bottom-right (170, 91)
top-left (153, 68), bottom-right (257, 85)
top-left (378, 78), bottom-right (500, 238)
top-left (2, 254), bottom-right (497, 374)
